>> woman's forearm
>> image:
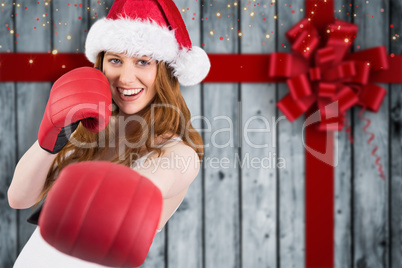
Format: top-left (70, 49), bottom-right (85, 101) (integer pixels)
top-left (8, 140), bottom-right (57, 209)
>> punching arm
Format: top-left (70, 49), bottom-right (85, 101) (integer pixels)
top-left (38, 161), bottom-right (162, 268)
top-left (8, 67), bottom-right (111, 209)
top-left (8, 141), bottom-right (57, 209)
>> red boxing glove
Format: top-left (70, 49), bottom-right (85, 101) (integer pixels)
top-left (38, 67), bottom-right (112, 154)
top-left (38, 161), bottom-right (163, 268)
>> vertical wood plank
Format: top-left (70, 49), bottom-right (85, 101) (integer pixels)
top-left (390, 0), bottom-right (402, 266)
top-left (15, 0), bottom-right (52, 252)
top-left (52, 0), bottom-right (88, 53)
top-left (240, 2), bottom-right (277, 267)
top-left (0, 85), bottom-right (17, 268)
top-left (353, 1), bottom-right (390, 267)
top-left (276, 1), bottom-right (306, 267)
top-left (202, 0), bottom-right (240, 267)
top-left (0, 1), bottom-right (18, 267)
top-left (89, 0), bottom-right (113, 23)
top-left (334, 2), bottom-right (353, 268)
top-left (167, 1), bottom-right (203, 268)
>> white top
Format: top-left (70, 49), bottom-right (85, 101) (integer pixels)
top-left (14, 136), bottom-right (183, 268)
top-left (131, 136), bottom-right (183, 168)
top-left (14, 227), bottom-right (112, 268)
top-left (132, 136), bottom-right (182, 234)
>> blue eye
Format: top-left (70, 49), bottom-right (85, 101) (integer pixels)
top-left (138, 60), bottom-right (150, 66)
top-left (109, 58), bottom-right (121, 64)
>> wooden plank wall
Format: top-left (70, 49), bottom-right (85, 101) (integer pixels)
top-left (240, 2), bottom-right (277, 267)
top-left (334, 1), bottom-right (353, 267)
top-left (390, 1), bottom-right (402, 266)
top-left (0, 2), bottom-right (17, 267)
top-left (276, 2), bottom-right (305, 267)
top-left (202, 1), bottom-right (241, 267)
top-left (15, 0), bottom-right (51, 254)
top-left (0, 0), bottom-right (401, 268)
top-left (353, 1), bottom-right (390, 267)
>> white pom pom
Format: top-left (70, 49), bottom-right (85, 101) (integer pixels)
top-left (171, 46), bottom-right (211, 86)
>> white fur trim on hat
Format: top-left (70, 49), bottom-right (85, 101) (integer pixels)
top-left (85, 17), bottom-right (179, 64)
top-left (85, 17), bottom-right (210, 85)
top-left (171, 46), bottom-right (211, 86)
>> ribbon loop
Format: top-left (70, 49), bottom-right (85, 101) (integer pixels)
top-left (277, 94), bottom-right (315, 122)
top-left (315, 47), bottom-right (336, 70)
top-left (286, 18), bottom-right (316, 43)
top-left (287, 74), bottom-right (312, 99)
top-left (335, 86), bottom-right (359, 113)
top-left (323, 61), bottom-right (356, 81)
top-left (358, 84), bottom-right (387, 112)
top-left (274, 17), bottom-right (387, 132)
top-left (346, 46), bottom-right (389, 71)
top-left (326, 21), bottom-right (358, 64)
top-left (318, 83), bottom-right (337, 99)
top-left (309, 67), bottom-right (321, 81)
top-left (343, 61), bottom-right (370, 85)
top-left (291, 31), bottom-right (320, 60)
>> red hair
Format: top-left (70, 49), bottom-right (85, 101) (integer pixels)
top-left (37, 52), bottom-right (203, 204)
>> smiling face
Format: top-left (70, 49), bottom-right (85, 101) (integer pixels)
top-left (102, 52), bottom-right (158, 117)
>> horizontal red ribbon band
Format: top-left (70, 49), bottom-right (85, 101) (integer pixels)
top-left (0, 53), bottom-right (401, 84)
top-left (0, 53), bottom-right (93, 82)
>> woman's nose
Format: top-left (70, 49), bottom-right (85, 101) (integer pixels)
top-left (119, 64), bottom-right (138, 85)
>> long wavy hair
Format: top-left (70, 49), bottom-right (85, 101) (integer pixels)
top-left (37, 51), bottom-right (203, 204)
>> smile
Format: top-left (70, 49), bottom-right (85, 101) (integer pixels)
top-left (117, 87), bottom-right (144, 97)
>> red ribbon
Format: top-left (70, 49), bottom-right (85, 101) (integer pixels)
top-left (270, 18), bottom-right (388, 131)
top-left (0, 53), bottom-right (93, 81)
top-left (264, 6), bottom-right (394, 265)
top-left (1, 53), bottom-right (401, 84)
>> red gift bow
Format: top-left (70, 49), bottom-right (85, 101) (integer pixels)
top-left (271, 18), bottom-right (387, 131)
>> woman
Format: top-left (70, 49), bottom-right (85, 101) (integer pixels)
top-left (8, 0), bottom-right (210, 267)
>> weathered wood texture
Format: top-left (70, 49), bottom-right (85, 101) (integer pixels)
top-left (276, 2), bottom-right (306, 267)
top-left (390, 0), bottom-right (402, 267)
top-left (353, 1), bottom-right (390, 267)
top-left (15, 0), bottom-right (52, 252)
top-left (0, 0), bottom-right (402, 268)
top-left (202, 1), bottom-right (241, 267)
top-left (334, 2), bottom-right (353, 268)
top-left (0, 1), bottom-right (18, 267)
top-left (240, 2), bottom-right (277, 268)
top-left (0, 84), bottom-right (17, 268)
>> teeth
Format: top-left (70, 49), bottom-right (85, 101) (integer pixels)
top-left (119, 88), bottom-right (143, 96)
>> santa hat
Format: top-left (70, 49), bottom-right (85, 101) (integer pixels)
top-left (85, 0), bottom-right (210, 86)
